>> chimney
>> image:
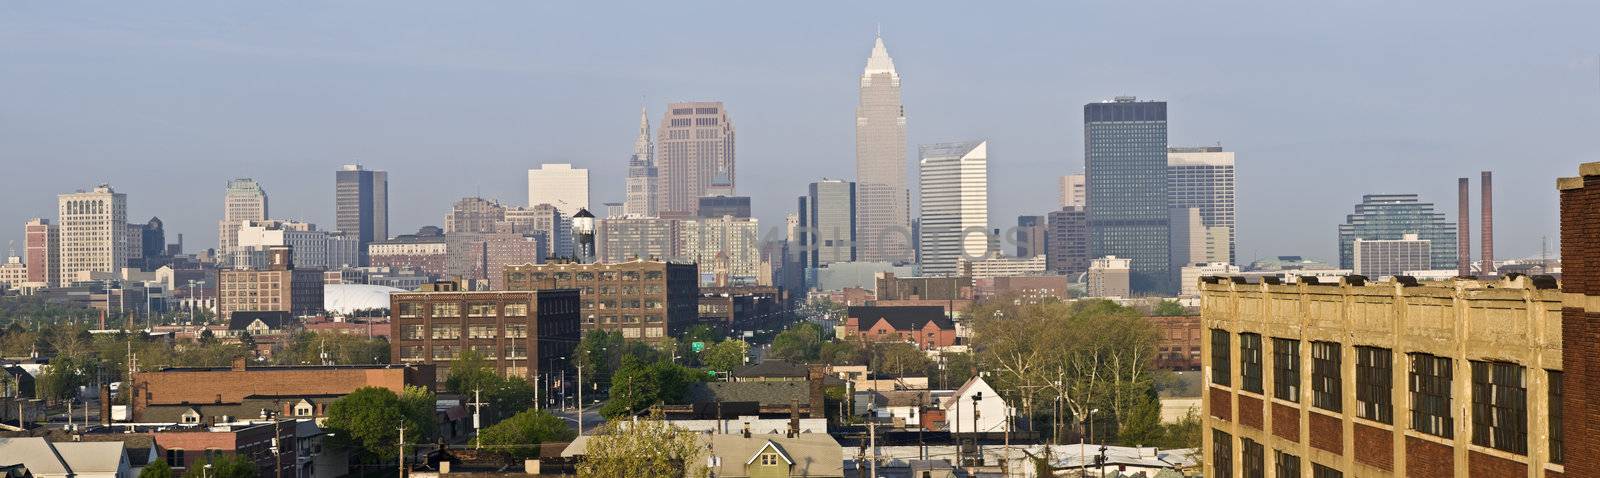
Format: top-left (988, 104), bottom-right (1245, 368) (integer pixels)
top-left (99, 384), bottom-right (112, 426)
top-left (1481, 171), bottom-right (1495, 275)
top-left (232, 356), bottom-right (248, 372)
top-left (1457, 177), bottom-right (1471, 277)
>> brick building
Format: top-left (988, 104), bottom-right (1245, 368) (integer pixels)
top-left (874, 273), bottom-right (973, 301)
top-left (698, 285), bottom-right (785, 329)
top-left (843, 306), bottom-right (957, 350)
top-left (979, 275), bottom-right (1071, 301)
top-left (130, 359), bottom-right (433, 424)
top-left (151, 420), bottom-right (296, 477)
top-left (390, 284), bottom-right (581, 383)
top-left (368, 234), bottom-right (448, 277)
top-left (217, 246), bottom-right (324, 322)
top-left (1200, 275), bottom-right (1562, 477)
top-left (1148, 315), bottom-right (1201, 371)
top-left (1557, 162), bottom-right (1600, 478)
top-left (502, 260), bottom-right (698, 343)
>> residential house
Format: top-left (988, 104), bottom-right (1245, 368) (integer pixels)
top-left (563, 433), bottom-right (843, 478)
top-left (0, 438), bottom-right (132, 478)
top-left (843, 306), bottom-right (956, 350)
top-left (940, 376), bottom-right (1010, 434)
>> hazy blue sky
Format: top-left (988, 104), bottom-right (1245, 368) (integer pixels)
top-left (3, 1), bottom-right (1597, 263)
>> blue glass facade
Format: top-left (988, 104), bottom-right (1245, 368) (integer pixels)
top-left (1337, 194), bottom-right (1459, 271)
top-left (1085, 98), bottom-right (1172, 294)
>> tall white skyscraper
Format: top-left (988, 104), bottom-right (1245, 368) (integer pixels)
top-left (855, 35), bottom-right (913, 264)
top-left (58, 185), bottom-right (128, 282)
top-left (528, 163), bottom-right (591, 214)
top-left (625, 107), bottom-right (658, 218)
top-left (1167, 147), bottom-right (1237, 264)
top-left (1059, 173), bottom-right (1086, 208)
top-left (918, 141), bottom-right (989, 276)
top-left (657, 102), bottom-right (735, 217)
top-left (218, 178), bottom-right (268, 262)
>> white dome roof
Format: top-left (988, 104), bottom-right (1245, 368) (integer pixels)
top-left (324, 284), bottom-right (404, 314)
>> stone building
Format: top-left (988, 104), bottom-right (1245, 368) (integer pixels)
top-left (503, 260), bottom-right (698, 343)
top-left (217, 246), bottom-right (324, 322)
top-left (389, 284), bottom-right (580, 383)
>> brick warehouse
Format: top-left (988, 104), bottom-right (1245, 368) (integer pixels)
top-left (1199, 274), bottom-right (1564, 477)
top-left (389, 284), bottom-right (581, 382)
top-left (1557, 162), bottom-right (1600, 478)
top-left (131, 359), bottom-right (434, 423)
top-left (502, 259), bottom-right (698, 344)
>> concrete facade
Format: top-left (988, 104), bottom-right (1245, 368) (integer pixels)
top-left (855, 35), bottom-right (913, 265)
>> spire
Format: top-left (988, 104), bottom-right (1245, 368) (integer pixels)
top-left (864, 35), bottom-right (896, 76)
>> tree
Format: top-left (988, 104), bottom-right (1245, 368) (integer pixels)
top-left (818, 340), bottom-right (863, 365)
top-left (700, 340), bottom-right (746, 372)
top-left (445, 350), bottom-right (499, 394)
top-left (768, 322), bottom-right (824, 362)
top-left (198, 329), bottom-right (217, 345)
top-left (868, 342), bottom-right (930, 377)
top-left (275, 331), bottom-right (389, 365)
top-left (478, 409), bottom-right (576, 458)
top-left (577, 413), bottom-right (705, 478)
top-left (138, 460), bottom-right (174, 478)
top-left (35, 355), bottom-right (84, 401)
top-left (237, 331), bottom-right (256, 349)
top-left (599, 357), bottom-right (701, 418)
top-left (1151, 300), bottom-right (1187, 317)
top-left (179, 454), bottom-right (257, 478)
top-left (325, 386), bottom-right (433, 461)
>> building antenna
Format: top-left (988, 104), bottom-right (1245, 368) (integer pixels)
top-left (5, 240), bottom-right (13, 259)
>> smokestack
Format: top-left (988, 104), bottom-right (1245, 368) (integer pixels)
top-left (1481, 171), bottom-right (1494, 276)
top-left (1457, 178), bottom-right (1471, 277)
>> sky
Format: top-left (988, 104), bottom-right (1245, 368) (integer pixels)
top-left (2, 1), bottom-right (1598, 264)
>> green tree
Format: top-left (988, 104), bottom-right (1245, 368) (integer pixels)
top-left (35, 355), bottom-right (84, 400)
top-left (325, 386), bottom-right (433, 461)
top-left (478, 409), bottom-right (576, 458)
top-left (818, 340), bottom-right (863, 365)
top-left (179, 454), bottom-right (257, 478)
top-left (445, 350), bottom-right (499, 394)
top-left (198, 329), bottom-right (217, 345)
top-left (237, 331), bottom-right (256, 349)
top-left (599, 357), bottom-right (701, 418)
top-left (577, 413), bottom-right (705, 478)
top-left (768, 322), bottom-right (824, 362)
top-left (699, 340), bottom-right (746, 372)
top-left (1151, 300), bottom-right (1187, 317)
top-left (137, 460), bottom-right (174, 478)
top-left (868, 342), bottom-right (930, 377)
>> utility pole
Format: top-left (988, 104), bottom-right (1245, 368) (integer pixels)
top-left (272, 413), bottom-right (283, 478)
top-left (470, 389), bottom-right (485, 449)
top-left (397, 424), bottom-right (407, 478)
top-left (576, 363), bottom-right (584, 436)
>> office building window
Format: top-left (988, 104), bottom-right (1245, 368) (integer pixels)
top-left (1274, 450), bottom-right (1300, 478)
top-left (1470, 360), bottom-right (1527, 455)
top-left (1213, 429), bottom-right (1233, 478)
top-left (1409, 353), bottom-right (1453, 438)
top-left (1240, 333), bottom-right (1263, 393)
top-left (431, 325), bottom-right (461, 340)
top-left (1312, 463), bottom-right (1342, 478)
top-left (1355, 346), bottom-right (1393, 424)
top-left (1550, 370), bottom-right (1563, 464)
top-left (1311, 341), bottom-right (1342, 412)
top-left (1273, 338), bottom-right (1300, 402)
top-left (468, 325), bottom-right (497, 339)
top-left (1242, 438), bottom-right (1264, 478)
top-left (1211, 329), bottom-right (1231, 386)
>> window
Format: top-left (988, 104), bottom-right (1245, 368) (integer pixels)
top-left (1212, 429), bottom-right (1233, 478)
top-left (469, 344), bottom-right (497, 359)
top-left (468, 325), bottom-right (497, 339)
top-left (432, 345), bottom-right (459, 360)
top-left (467, 302), bottom-right (496, 317)
top-left (1242, 438), bottom-right (1264, 478)
top-left (400, 345), bottom-right (424, 361)
top-left (1471, 360), bottom-right (1527, 454)
top-left (1272, 338), bottom-right (1300, 402)
top-left (433, 303), bottom-right (459, 317)
top-left (1240, 333), bottom-right (1263, 393)
top-left (505, 324), bottom-right (528, 338)
top-left (166, 449), bottom-right (185, 466)
top-left (760, 453), bottom-right (780, 465)
top-left (505, 345), bottom-right (527, 359)
top-left (1311, 341), bottom-right (1341, 412)
top-left (1274, 450), bottom-right (1300, 478)
top-left (401, 324), bottom-right (424, 340)
top-left (397, 302), bottom-right (420, 318)
top-left (431, 325), bottom-right (461, 340)
top-left (1409, 353), bottom-right (1453, 438)
top-left (504, 304), bottom-right (527, 316)
top-left (1210, 329), bottom-right (1231, 386)
top-left (1312, 463), bottom-right (1342, 478)
top-left (1550, 369), bottom-right (1563, 464)
top-left (575, 272), bottom-right (594, 281)
top-left (294, 402), bottom-right (314, 416)
top-left (1355, 346), bottom-right (1393, 424)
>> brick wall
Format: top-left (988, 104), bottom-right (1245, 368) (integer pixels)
top-left (1208, 387), bottom-right (1231, 421)
top-left (1352, 423), bottom-right (1392, 471)
top-left (1559, 165), bottom-right (1599, 477)
top-left (1308, 412), bottom-right (1341, 455)
top-left (1238, 394), bottom-right (1263, 430)
top-left (1271, 403), bottom-right (1298, 442)
top-left (1469, 451), bottom-right (1528, 478)
top-left (1404, 436), bottom-right (1452, 478)
top-left (133, 366), bottom-right (425, 420)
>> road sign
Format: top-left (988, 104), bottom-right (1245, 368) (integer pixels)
top-left (691, 341), bottom-right (705, 353)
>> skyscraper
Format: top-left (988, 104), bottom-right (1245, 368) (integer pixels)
top-left (1059, 173), bottom-right (1086, 208)
top-left (1085, 97), bottom-right (1171, 294)
top-left (58, 185), bottom-right (127, 283)
top-left (855, 35), bottom-right (913, 264)
top-left (798, 179), bottom-right (857, 285)
top-left (23, 218), bottom-right (57, 286)
top-left (1167, 146), bottom-right (1236, 264)
top-left (336, 164), bottom-right (388, 264)
top-left (657, 102), bottom-right (735, 217)
top-left (528, 163), bottom-right (591, 215)
top-left (1046, 206), bottom-right (1089, 276)
top-left (1337, 194), bottom-right (1458, 270)
top-left (625, 107), bottom-right (658, 218)
top-left (218, 178), bottom-right (268, 264)
top-left (1016, 215), bottom-right (1048, 259)
top-left (444, 197), bottom-right (507, 234)
top-left (918, 141), bottom-right (989, 277)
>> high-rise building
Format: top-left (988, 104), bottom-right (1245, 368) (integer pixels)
top-left (1337, 194), bottom-right (1457, 271)
top-left (390, 286), bottom-right (580, 382)
top-left (1086, 97), bottom-right (1172, 294)
top-left (595, 217), bottom-right (683, 264)
top-left (681, 216), bottom-right (761, 285)
top-left (234, 220), bottom-right (360, 270)
top-left (505, 205), bottom-right (570, 259)
top-left (1059, 173), bottom-right (1086, 208)
top-left (918, 141), bottom-right (989, 277)
top-left (657, 102), bottom-right (735, 217)
top-left (1046, 206), bottom-right (1089, 276)
top-left (1168, 146), bottom-right (1237, 264)
top-left (527, 163), bottom-right (590, 215)
top-left (1168, 207), bottom-right (1207, 273)
top-left (217, 246), bottom-right (325, 322)
top-left (58, 185), bottom-right (128, 284)
top-left (697, 196), bottom-right (752, 219)
top-left (798, 180), bottom-right (857, 285)
top-left (444, 197), bottom-right (506, 234)
top-left (140, 217), bottom-right (166, 269)
top-left (1087, 255), bottom-right (1131, 298)
top-left (24, 218), bottom-right (58, 286)
top-left (855, 35), bottom-right (913, 265)
top-left (218, 179), bottom-right (268, 264)
top-left (625, 107), bottom-right (658, 218)
top-left (1016, 215), bottom-right (1047, 258)
top-left (336, 164), bottom-right (388, 264)
top-left (1352, 233), bottom-right (1433, 278)
top-left (504, 261), bottom-right (699, 343)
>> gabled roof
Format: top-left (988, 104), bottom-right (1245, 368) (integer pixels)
top-left (939, 375), bottom-right (999, 409)
top-left (228, 311), bottom-right (295, 331)
top-left (50, 442), bottom-right (127, 474)
top-left (0, 438), bottom-right (67, 476)
top-left (744, 440), bottom-right (794, 466)
top-left (849, 306), bottom-right (953, 331)
top-left (731, 360), bottom-right (808, 379)
top-left (687, 382), bottom-right (810, 407)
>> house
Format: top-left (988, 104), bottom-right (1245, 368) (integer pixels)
top-left (0, 365), bottom-right (34, 399)
top-left (0, 438), bottom-right (132, 478)
top-left (226, 311), bottom-right (299, 337)
top-left (843, 306), bottom-right (956, 350)
top-left (939, 376), bottom-right (1010, 434)
top-left (563, 433), bottom-right (843, 478)
top-left (729, 360), bottom-right (810, 383)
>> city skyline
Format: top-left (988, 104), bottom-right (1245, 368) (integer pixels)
top-left (2, 3), bottom-right (1591, 263)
